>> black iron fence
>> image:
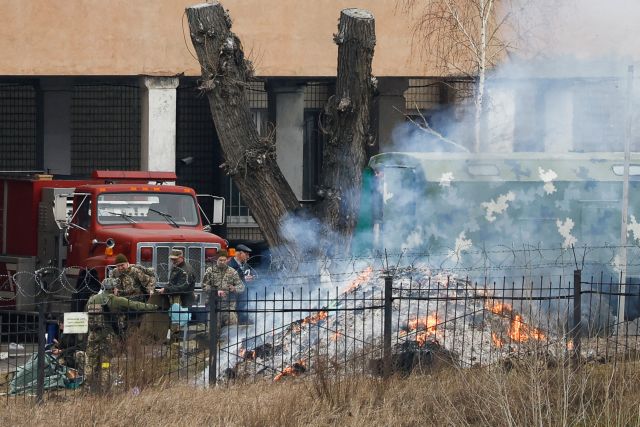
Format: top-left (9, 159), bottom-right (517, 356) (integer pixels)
top-left (2, 265), bottom-right (640, 402)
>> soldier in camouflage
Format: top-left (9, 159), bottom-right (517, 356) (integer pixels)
top-left (158, 249), bottom-right (196, 307)
top-left (202, 250), bottom-right (245, 334)
top-left (85, 277), bottom-right (159, 392)
top-left (109, 253), bottom-right (157, 302)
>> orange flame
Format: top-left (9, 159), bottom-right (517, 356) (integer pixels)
top-left (407, 314), bottom-right (439, 347)
top-left (487, 301), bottom-right (546, 344)
top-left (330, 332), bottom-right (343, 341)
top-left (289, 311), bottom-right (328, 335)
top-left (274, 359), bottom-right (306, 381)
top-left (239, 347), bottom-right (256, 360)
top-left (491, 332), bottom-right (504, 348)
top-left (486, 301), bottom-right (514, 316)
top-left (509, 314), bottom-right (546, 342)
top-left (342, 266), bottom-right (374, 293)
top-left (408, 314), bottom-right (439, 333)
top-left (302, 311), bottom-right (328, 325)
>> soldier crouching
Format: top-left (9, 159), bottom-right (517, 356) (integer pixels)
top-left (85, 277), bottom-right (159, 393)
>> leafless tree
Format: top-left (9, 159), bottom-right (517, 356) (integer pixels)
top-left (186, 3), bottom-right (375, 260)
top-left (402, 0), bottom-right (521, 152)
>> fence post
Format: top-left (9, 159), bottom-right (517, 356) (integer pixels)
top-left (36, 301), bottom-right (46, 404)
top-left (208, 288), bottom-right (218, 386)
top-left (383, 272), bottom-right (393, 379)
top-left (572, 269), bottom-right (582, 361)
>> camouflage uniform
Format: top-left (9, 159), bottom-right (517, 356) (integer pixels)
top-left (85, 291), bottom-right (158, 392)
top-left (202, 264), bottom-right (245, 330)
top-left (165, 261), bottom-right (196, 307)
top-left (110, 264), bottom-right (156, 300)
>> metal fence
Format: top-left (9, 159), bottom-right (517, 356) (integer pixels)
top-left (2, 260), bottom-right (640, 402)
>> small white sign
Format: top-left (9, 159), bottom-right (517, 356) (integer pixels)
top-left (63, 312), bottom-right (89, 334)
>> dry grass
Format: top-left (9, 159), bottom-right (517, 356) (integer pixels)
top-left (3, 358), bottom-right (640, 426)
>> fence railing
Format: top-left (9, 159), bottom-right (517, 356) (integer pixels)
top-left (2, 268), bottom-right (640, 402)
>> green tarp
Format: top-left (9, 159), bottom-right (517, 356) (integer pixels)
top-left (9, 352), bottom-right (81, 395)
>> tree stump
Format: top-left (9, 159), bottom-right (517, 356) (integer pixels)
top-left (186, 2), bottom-right (300, 257)
top-left (318, 8), bottom-right (376, 253)
top-left (187, 3), bottom-right (376, 260)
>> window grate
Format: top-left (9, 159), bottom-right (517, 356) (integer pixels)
top-left (246, 81), bottom-right (268, 109)
top-left (176, 83), bottom-right (218, 198)
top-left (304, 82), bottom-right (332, 109)
top-left (227, 80), bottom-right (271, 221)
top-left (572, 79), bottom-right (628, 152)
top-left (70, 83), bottom-right (141, 175)
top-left (226, 226), bottom-right (263, 241)
top-left (302, 82), bottom-right (332, 201)
top-left (0, 83), bottom-right (38, 171)
top-left (404, 78), bottom-right (442, 112)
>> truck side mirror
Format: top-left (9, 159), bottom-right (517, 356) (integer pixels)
top-left (51, 191), bottom-right (73, 229)
top-left (212, 197), bottom-right (225, 225)
top-left (197, 194), bottom-right (226, 226)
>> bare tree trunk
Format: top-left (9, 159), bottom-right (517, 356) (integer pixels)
top-left (474, 0), bottom-right (492, 153)
top-left (318, 9), bottom-right (376, 253)
top-left (186, 3), bottom-right (300, 256)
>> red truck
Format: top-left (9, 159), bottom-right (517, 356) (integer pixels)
top-left (0, 171), bottom-right (227, 313)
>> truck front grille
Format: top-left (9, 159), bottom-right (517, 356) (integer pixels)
top-left (137, 243), bottom-right (216, 286)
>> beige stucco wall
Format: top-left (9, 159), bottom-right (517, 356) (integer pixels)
top-left (0, 0), bottom-right (434, 77)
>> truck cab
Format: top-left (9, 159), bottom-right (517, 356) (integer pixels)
top-left (70, 181), bottom-right (225, 276)
top-left (1, 170), bottom-right (226, 312)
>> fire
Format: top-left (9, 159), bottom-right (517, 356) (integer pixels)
top-left (330, 332), bottom-right (343, 341)
top-left (274, 359), bottom-right (306, 381)
top-left (491, 332), bottom-right (504, 348)
top-left (239, 347), bottom-right (256, 360)
top-left (342, 266), bottom-right (374, 293)
top-left (406, 314), bottom-right (439, 347)
top-left (302, 310), bottom-right (328, 325)
top-left (486, 300), bottom-right (547, 345)
top-left (408, 314), bottom-right (439, 333)
top-left (289, 310), bottom-right (328, 334)
top-left (486, 301), bottom-right (513, 316)
top-left (416, 331), bottom-right (433, 347)
top-left (509, 314), bottom-right (546, 342)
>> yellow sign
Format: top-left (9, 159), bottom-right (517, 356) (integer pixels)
top-left (63, 312), bottom-right (89, 334)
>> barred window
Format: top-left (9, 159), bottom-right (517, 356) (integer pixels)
top-left (71, 82), bottom-right (141, 175)
top-left (0, 83), bottom-right (38, 171)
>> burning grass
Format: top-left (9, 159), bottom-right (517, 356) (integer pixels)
top-left (486, 301), bottom-right (548, 347)
top-left (3, 358), bottom-right (640, 426)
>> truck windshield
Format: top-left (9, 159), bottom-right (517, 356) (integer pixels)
top-left (97, 192), bottom-right (199, 226)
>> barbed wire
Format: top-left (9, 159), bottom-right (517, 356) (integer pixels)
top-left (2, 244), bottom-right (640, 301)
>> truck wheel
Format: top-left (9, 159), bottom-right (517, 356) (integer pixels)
top-left (73, 270), bottom-right (100, 312)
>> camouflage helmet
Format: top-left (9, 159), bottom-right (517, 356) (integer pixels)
top-left (101, 277), bottom-right (119, 291)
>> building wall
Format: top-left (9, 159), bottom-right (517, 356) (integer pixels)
top-left (0, 0), bottom-right (433, 77)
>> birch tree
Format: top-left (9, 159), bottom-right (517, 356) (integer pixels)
top-left (403, 0), bottom-right (519, 152)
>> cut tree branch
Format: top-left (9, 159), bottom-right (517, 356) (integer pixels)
top-left (186, 2), bottom-right (300, 258)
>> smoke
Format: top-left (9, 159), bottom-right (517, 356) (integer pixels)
top-left (237, 1), bottom-right (640, 354)
top-left (512, 0), bottom-right (640, 62)
top-left (368, 0), bottom-right (640, 325)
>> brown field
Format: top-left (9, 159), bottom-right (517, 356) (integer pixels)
top-left (2, 359), bottom-right (640, 427)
